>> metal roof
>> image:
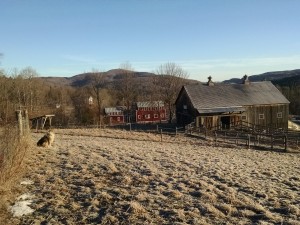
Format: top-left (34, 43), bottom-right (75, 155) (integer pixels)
top-left (183, 81), bottom-right (289, 113)
top-left (136, 101), bottom-right (164, 108)
top-left (104, 107), bottom-right (123, 114)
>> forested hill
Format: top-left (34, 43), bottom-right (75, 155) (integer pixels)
top-left (272, 75), bottom-right (300, 115)
top-left (37, 69), bottom-right (157, 88)
top-left (223, 69), bottom-right (300, 84)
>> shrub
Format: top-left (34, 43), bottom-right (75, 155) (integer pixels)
top-left (0, 124), bottom-right (31, 186)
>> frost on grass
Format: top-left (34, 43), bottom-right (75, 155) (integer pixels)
top-left (8, 129), bottom-right (300, 224)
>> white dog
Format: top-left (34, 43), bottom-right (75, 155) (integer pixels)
top-left (37, 130), bottom-right (55, 147)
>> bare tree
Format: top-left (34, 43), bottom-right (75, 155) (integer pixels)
top-left (114, 62), bottom-right (139, 122)
top-left (18, 67), bottom-right (39, 112)
top-left (90, 69), bottom-right (107, 126)
top-left (117, 62), bottom-right (138, 109)
top-left (153, 62), bottom-right (189, 123)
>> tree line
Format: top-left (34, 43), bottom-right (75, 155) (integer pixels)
top-left (0, 63), bottom-right (190, 126)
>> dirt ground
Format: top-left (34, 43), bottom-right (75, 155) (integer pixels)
top-left (4, 128), bottom-right (300, 224)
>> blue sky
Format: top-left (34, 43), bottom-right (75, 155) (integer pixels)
top-left (1, 0), bottom-right (300, 81)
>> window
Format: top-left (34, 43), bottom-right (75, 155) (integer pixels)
top-left (161, 113), bottom-right (165, 118)
top-left (117, 117), bottom-right (120, 121)
top-left (183, 105), bottom-right (187, 109)
top-left (259, 114), bottom-right (264, 120)
top-left (145, 114), bottom-right (150, 119)
top-left (138, 115), bottom-right (141, 120)
top-left (241, 115), bottom-right (247, 120)
top-left (277, 112), bottom-right (282, 119)
top-left (154, 114), bottom-right (158, 118)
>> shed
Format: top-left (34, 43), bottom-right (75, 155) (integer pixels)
top-left (175, 76), bottom-right (290, 130)
top-left (104, 107), bottom-right (125, 125)
top-left (30, 114), bottom-right (55, 130)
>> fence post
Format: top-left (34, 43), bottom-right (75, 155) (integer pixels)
top-left (24, 109), bottom-right (30, 134)
top-left (157, 124), bottom-right (159, 132)
top-left (129, 123), bottom-right (132, 132)
top-left (224, 131), bottom-right (226, 143)
top-left (284, 134), bottom-right (288, 151)
top-left (16, 110), bottom-right (23, 137)
top-left (247, 134), bottom-right (251, 149)
top-left (214, 131), bottom-right (217, 146)
top-left (160, 129), bottom-right (163, 142)
top-left (271, 134), bottom-right (274, 150)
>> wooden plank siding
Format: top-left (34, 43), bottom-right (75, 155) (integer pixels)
top-left (176, 88), bottom-right (198, 126)
top-left (194, 104), bottom-right (289, 131)
top-left (241, 104), bottom-right (289, 130)
top-left (175, 80), bottom-right (290, 131)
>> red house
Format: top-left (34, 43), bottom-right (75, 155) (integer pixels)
top-left (134, 101), bottom-right (167, 123)
top-left (104, 107), bottom-right (125, 125)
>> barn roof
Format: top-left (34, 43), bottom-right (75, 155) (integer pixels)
top-left (104, 107), bottom-right (124, 114)
top-left (136, 101), bottom-right (164, 108)
top-left (181, 81), bottom-right (289, 113)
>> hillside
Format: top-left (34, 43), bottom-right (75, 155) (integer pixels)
top-left (223, 69), bottom-right (300, 84)
top-left (272, 74), bottom-right (300, 87)
top-left (5, 129), bottom-right (300, 224)
top-left (39, 68), bottom-right (300, 88)
top-left (36, 69), bottom-right (157, 88)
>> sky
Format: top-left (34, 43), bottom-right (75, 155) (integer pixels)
top-left (1, 0), bottom-right (300, 82)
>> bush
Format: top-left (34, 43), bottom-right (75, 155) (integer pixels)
top-left (0, 124), bottom-right (31, 186)
top-left (0, 124), bottom-right (31, 223)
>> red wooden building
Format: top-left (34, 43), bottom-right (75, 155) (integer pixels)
top-left (133, 101), bottom-right (167, 123)
top-left (104, 107), bottom-right (125, 125)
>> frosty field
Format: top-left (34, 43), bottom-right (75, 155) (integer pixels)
top-left (7, 129), bottom-right (300, 224)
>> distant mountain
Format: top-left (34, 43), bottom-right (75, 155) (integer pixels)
top-left (37, 69), bottom-right (158, 88)
top-left (37, 69), bottom-right (200, 88)
top-left (223, 69), bottom-right (300, 84)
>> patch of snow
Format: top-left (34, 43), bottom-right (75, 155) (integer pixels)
top-left (20, 180), bottom-right (34, 185)
top-left (10, 193), bottom-right (35, 217)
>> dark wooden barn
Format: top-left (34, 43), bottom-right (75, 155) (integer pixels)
top-left (175, 76), bottom-right (290, 131)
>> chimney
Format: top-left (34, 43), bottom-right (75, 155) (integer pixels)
top-left (242, 74), bottom-right (250, 85)
top-left (207, 76), bottom-right (214, 86)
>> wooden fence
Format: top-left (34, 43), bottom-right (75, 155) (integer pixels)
top-left (15, 110), bottom-right (30, 137)
top-left (185, 122), bottom-right (300, 152)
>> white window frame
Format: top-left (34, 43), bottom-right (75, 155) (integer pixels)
top-left (145, 114), bottom-right (150, 119)
top-left (277, 112), bottom-right (283, 119)
top-left (117, 117), bottom-right (120, 121)
top-left (138, 115), bottom-right (141, 119)
top-left (259, 114), bottom-right (264, 120)
top-left (241, 115), bottom-right (247, 120)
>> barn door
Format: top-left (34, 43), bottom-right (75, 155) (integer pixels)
top-left (220, 116), bottom-right (230, 129)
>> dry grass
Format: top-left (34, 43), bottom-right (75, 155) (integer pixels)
top-left (5, 128), bottom-right (300, 224)
top-left (0, 125), bottom-right (32, 224)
